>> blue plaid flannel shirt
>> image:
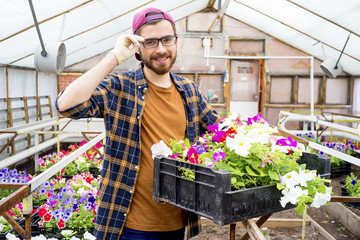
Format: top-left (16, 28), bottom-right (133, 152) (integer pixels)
top-left (55, 64), bottom-right (219, 239)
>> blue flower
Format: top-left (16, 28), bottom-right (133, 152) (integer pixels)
top-left (80, 197), bottom-right (87, 204)
top-left (40, 188), bottom-right (47, 195)
top-left (58, 192), bottom-right (64, 201)
top-left (0, 172), bottom-right (4, 178)
top-left (83, 202), bottom-right (93, 211)
top-left (42, 181), bottom-right (50, 188)
top-left (319, 151), bottom-right (324, 156)
top-left (61, 188), bottom-right (67, 194)
top-left (88, 196), bottom-right (96, 204)
top-left (53, 209), bottom-right (62, 220)
top-left (351, 180), bottom-right (357, 185)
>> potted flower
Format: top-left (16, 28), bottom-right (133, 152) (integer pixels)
top-left (36, 173), bottom-right (99, 237)
top-left (318, 141), bottom-right (357, 178)
top-left (152, 113), bottom-right (332, 223)
top-left (341, 172), bottom-right (360, 209)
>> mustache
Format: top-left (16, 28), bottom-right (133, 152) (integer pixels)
top-left (151, 53), bottom-right (171, 59)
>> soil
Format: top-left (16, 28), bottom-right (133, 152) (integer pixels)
top-left (192, 165), bottom-right (360, 240)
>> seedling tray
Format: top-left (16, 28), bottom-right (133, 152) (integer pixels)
top-left (153, 152), bottom-right (330, 225)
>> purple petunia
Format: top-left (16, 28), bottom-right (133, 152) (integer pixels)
top-left (39, 188), bottom-right (47, 195)
top-left (213, 152), bottom-right (226, 162)
top-left (276, 136), bottom-right (297, 148)
top-left (352, 180), bottom-right (357, 185)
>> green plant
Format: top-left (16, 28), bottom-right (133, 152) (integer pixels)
top-left (152, 113), bottom-right (332, 215)
top-left (345, 172), bottom-right (360, 197)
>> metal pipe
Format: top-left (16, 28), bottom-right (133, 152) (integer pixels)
top-left (27, 0), bottom-right (47, 56)
top-left (335, 33), bottom-right (351, 70)
top-left (28, 132), bottom-right (105, 191)
top-left (0, 134), bottom-right (74, 170)
top-left (203, 40), bottom-right (315, 114)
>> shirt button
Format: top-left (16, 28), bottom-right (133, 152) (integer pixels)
top-left (124, 213), bottom-right (127, 216)
top-left (130, 190), bottom-right (133, 193)
top-left (138, 86), bottom-right (141, 89)
top-left (135, 166), bottom-right (138, 169)
top-left (144, 87), bottom-right (148, 91)
top-left (142, 96), bottom-right (144, 100)
top-left (137, 116), bottom-right (139, 119)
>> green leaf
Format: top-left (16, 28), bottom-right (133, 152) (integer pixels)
top-left (268, 170), bottom-right (279, 180)
top-left (296, 203), bottom-right (306, 215)
top-left (277, 182), bottom-right (285, 190)
top-left (184, 138), bottom-right (191, 149)
top-left (245, 166), bottom-right (258, 176)
top-left (231, 177), bottom-right (237, 185)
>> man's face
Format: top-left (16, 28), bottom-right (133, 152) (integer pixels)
top-left (138, 20), bottom-right (177, 75)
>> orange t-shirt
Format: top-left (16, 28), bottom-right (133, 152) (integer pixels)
top-left (125, 80), bottom-right (187, 231)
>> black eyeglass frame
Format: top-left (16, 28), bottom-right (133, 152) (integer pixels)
top-left (142, 35), bottom-right (178, 49)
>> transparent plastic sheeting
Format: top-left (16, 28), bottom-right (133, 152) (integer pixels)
top-left (0, 0), bottom-right (209, 68)
top-left (226, 0), bottom-right (360, 76)
top-left (1, 0), bottom-right (360, 75)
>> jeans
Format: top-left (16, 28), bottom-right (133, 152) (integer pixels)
top-left (120, 227), bottom-right (185, 240)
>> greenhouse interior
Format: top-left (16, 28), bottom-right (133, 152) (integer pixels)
top-left (0, 0), bottom-right (360, 239)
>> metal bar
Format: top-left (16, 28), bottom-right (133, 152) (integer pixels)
top-left (28, 0), bottom-right (47, 56)
top-left (308, 142), bottom-right (360, 167)
top-left (242, 219), bottom-right (266, 240)
top-left (331, 196), bottom-right (360, 203)
top-left (28, 132), bottom-right (105, 191)
top-left (0, 134), bottom-right (75, 170)
top-left (318, 120), bottom-right (360, 135)
top-left (82, 133), bottom-right (104, 159)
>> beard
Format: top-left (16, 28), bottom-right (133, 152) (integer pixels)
top-left (139, 50), bottom-right (177, 75)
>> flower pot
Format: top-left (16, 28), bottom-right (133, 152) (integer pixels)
top-left (153, 152), bottom-right (330, 226)
top-left (330, 161), bottom-right (351, 178)
top-left (340, 185), bottom-right (360, 210)
top-left (89, 167), bottom-right (101, 177)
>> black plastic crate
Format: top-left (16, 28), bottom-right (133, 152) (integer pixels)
top-left (341, 186), bottom-right (360, 210)
top-left (153, 152), bottom-right (330, 226)
top-left (330, 161), bottom-right (351, 178)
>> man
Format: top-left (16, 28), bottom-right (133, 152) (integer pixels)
top-left (56, 7), bottom-right (219, 240)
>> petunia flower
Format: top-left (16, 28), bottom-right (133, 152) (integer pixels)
top-left (226, 132), bottom-right (254, 157)
top-left (311, 192), bottom-right (331, 208)
top-left (57, 219), bottom-right (65, 229)
top-left (151, 140), bottom-right (172, 160)
top-left (187, 147), bottom-right (200, 164)
top-left (276, 136), bottom-right (297, 148)
top-left (213, 152), bottom-right (226, 162)
top-left (280, 186), bottom-right (308, 208)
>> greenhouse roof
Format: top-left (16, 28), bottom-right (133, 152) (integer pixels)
top-left (1, 0), bottom-right (360, 75)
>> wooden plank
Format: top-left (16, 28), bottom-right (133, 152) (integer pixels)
top-left (1, 211), bottom-right (28, 239)
top-left (201, 217), bottom-right (310, 229)
top-left (242, 219), bottom-right (266, 240)
top-left (0, 185), bottom-right (30, 213)
top-left (331, 196), bottom-right (360, 202)
top-left (0, 183), bottom-right (26, 189)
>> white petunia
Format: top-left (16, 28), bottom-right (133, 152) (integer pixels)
top-left (69, 237), bottom-right (81, 240)
top-left (31, 235), bottom-right (47, 240)
top-left (61, 230), bottom-right (74, 237)
top-left (282, 171), bottom-right (301, 189)
top-left (311, 192), bottom-right (331, 208)
top-left (297, 169), bottom-right (316, 187)
top-left (280, 186), bottom-right (308, 207)
top-left (84, 231), bottom-right (97, 240)
top-left (0, 223), bottom-right (3, 232)
top-left (151, 140), bottom-right (172, 160)
top-left (5, 233), bottom-right (20, 240)
top-left (226, 132), bottom-right (254, 157)
top-left (218, 113), bottom-right (240, 130)
top-left (245, 127), bottom-right (271, 145)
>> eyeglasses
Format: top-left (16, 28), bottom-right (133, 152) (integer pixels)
top-left (142, 35), bottom-right (178, 49)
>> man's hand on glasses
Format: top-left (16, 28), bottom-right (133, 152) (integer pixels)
top-left (111, 35), bottom-right (144, 65)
